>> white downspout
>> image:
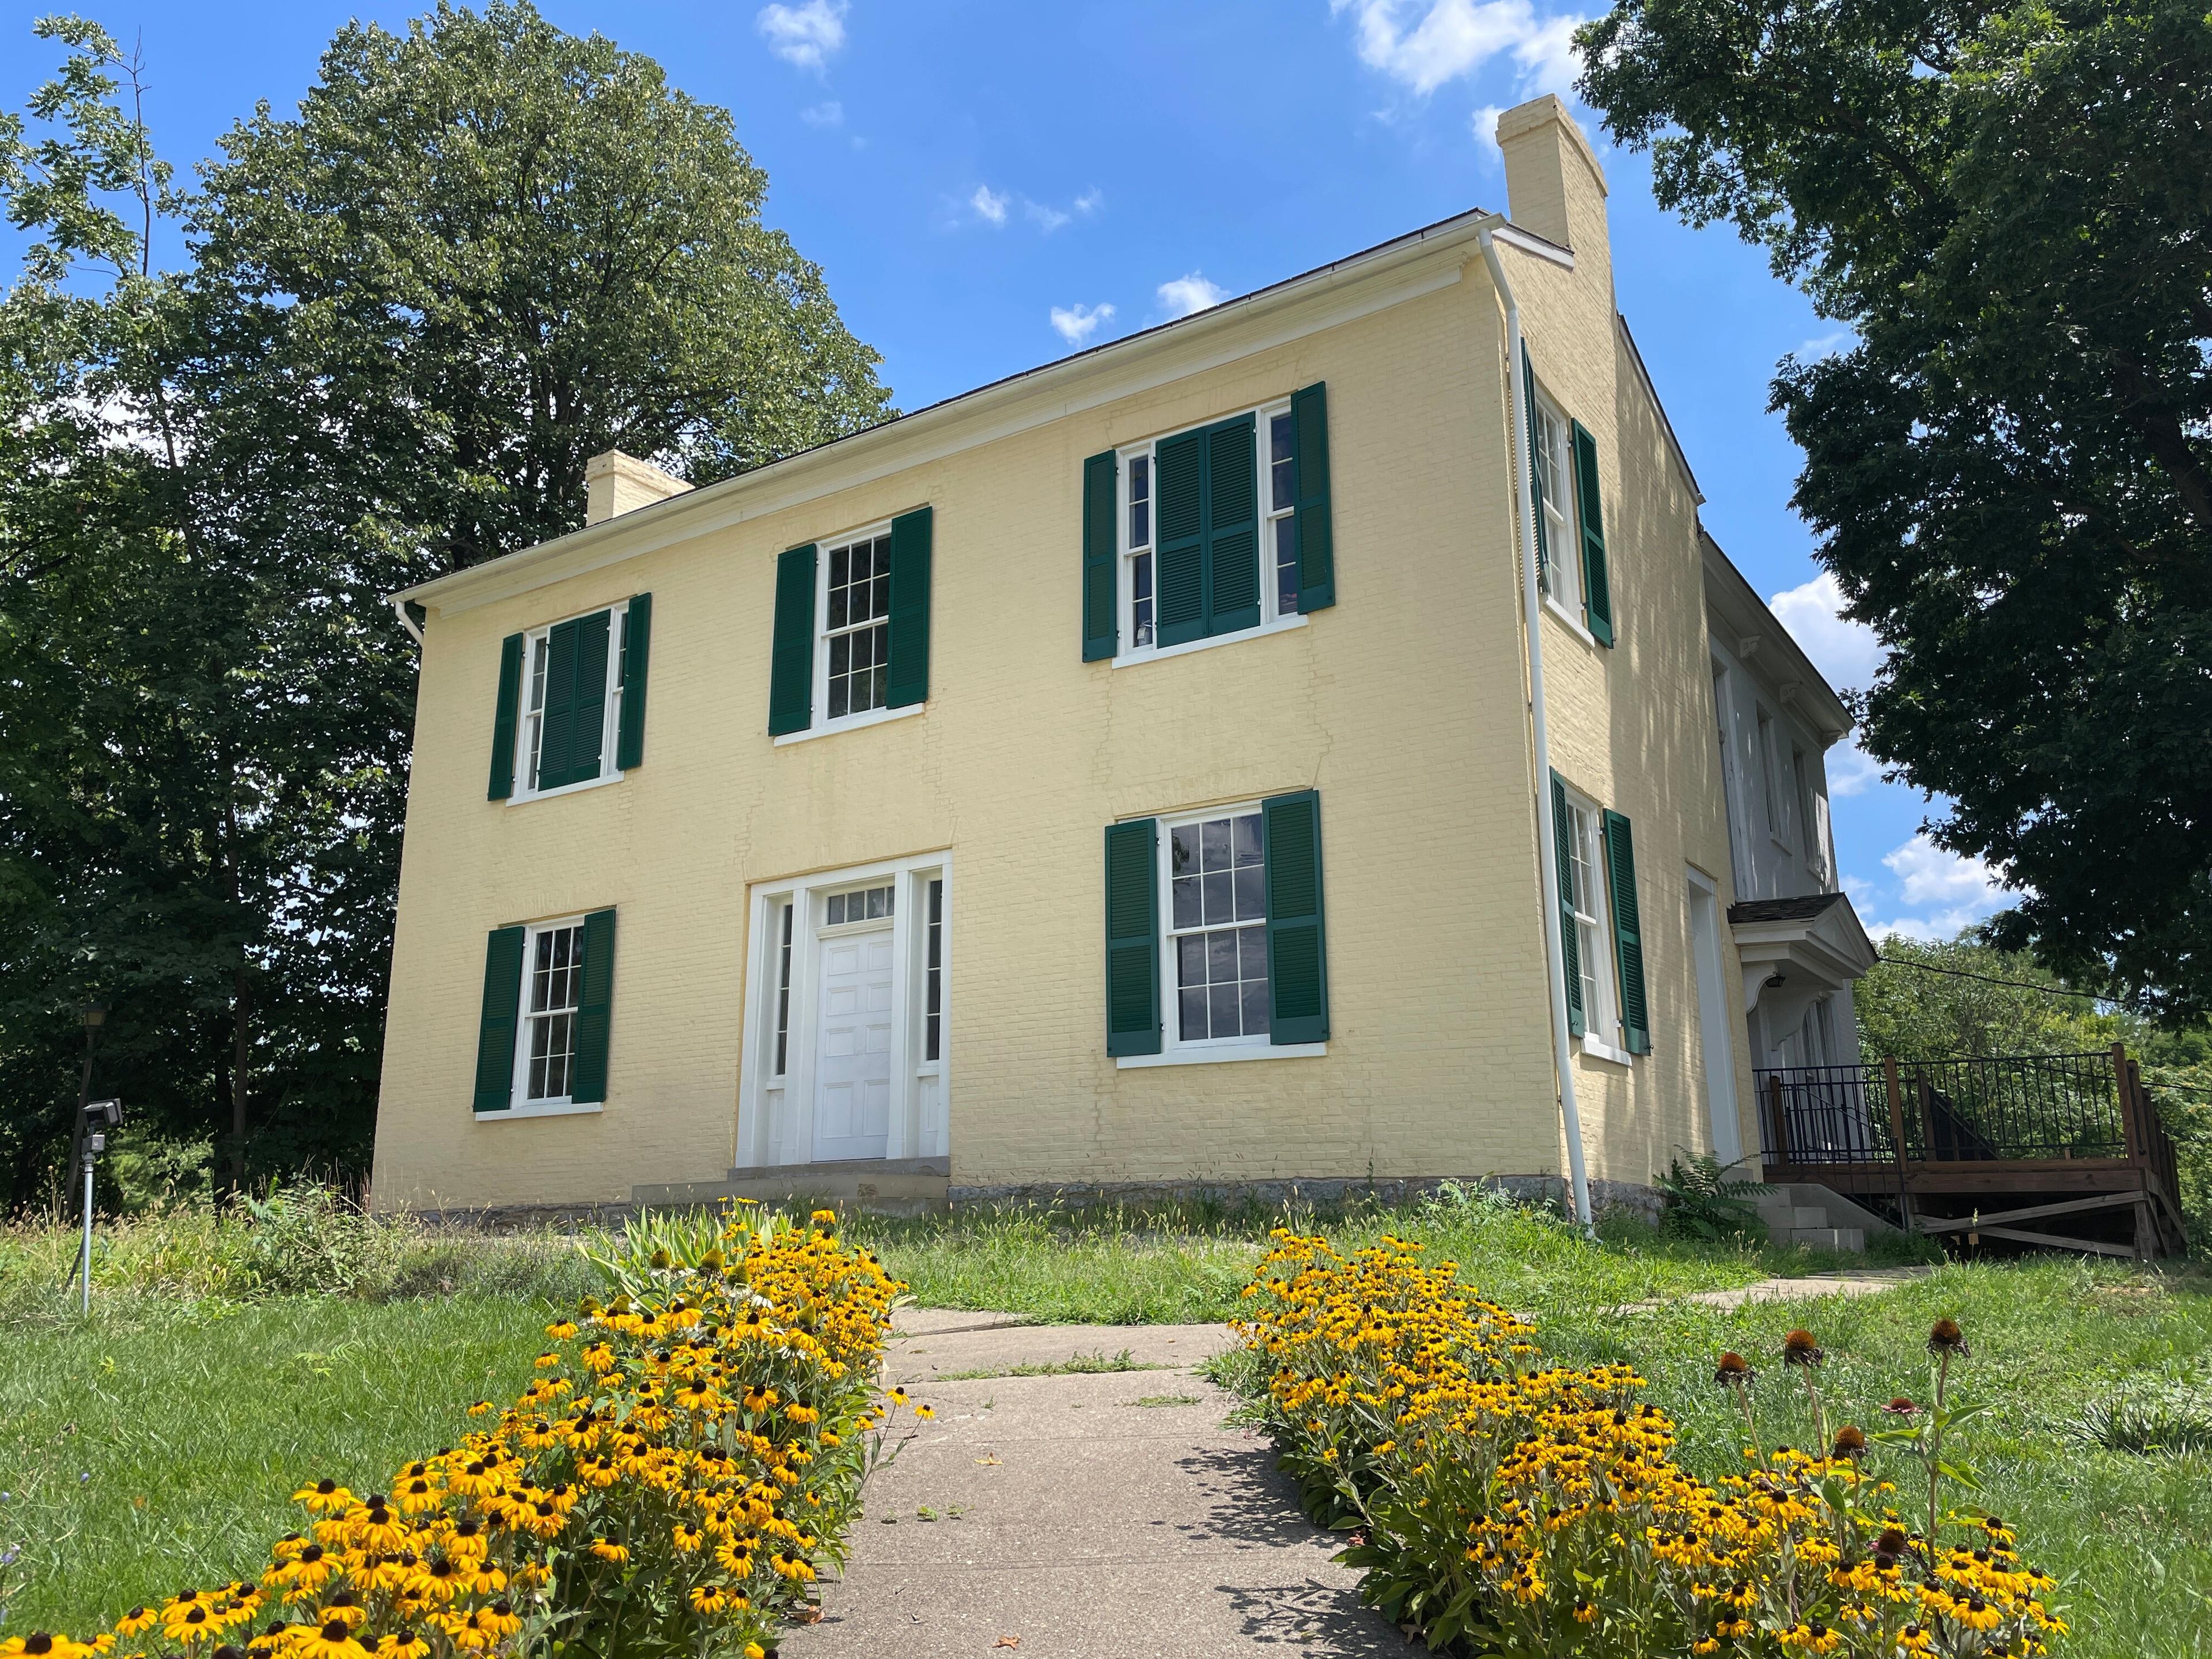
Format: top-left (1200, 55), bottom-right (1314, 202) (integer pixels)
top-left (1479, 228), bottom-right (1593, 1234)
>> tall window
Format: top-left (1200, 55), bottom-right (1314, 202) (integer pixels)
top-left (1531, 395), bottom-right (1580, 615)
top-left (525, 922), bottom-right (584, 1101)
top-left (521, 607), bottom-right (626, 796)
top-left (1168, 810), bottom-right (1270, 1042)
top-left (1268, 411), bottom-right (1297, 615)
top-left (1127, 455), bottom-right (1154, 648)
top-left (925, 877), bottom-right (944, 1062)
top-left (1560, 791), bottom-right (1625, 1052)
top-left (772, 902), bottom-right (794, 1076)
top-left (824, 533), bottom-right (891, 720)
top-left (1755, 707), bottom-right (1783, 842)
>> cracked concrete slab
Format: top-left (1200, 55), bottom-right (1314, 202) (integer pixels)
top-left (884, 1318), bottom-right (1238, 1385)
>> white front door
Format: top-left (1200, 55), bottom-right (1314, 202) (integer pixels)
top-left (812, 924), bottom-right (894, 1161)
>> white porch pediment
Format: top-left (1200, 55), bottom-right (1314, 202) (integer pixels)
top-left (1730, 891), bottom-right (1877, 1035)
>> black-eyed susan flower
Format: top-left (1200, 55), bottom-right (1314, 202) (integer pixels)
top-left (291, 1622), bottom-right (368, 1659)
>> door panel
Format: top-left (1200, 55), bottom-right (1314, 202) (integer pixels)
top-left (813, 927), bottom-right (894, 1161)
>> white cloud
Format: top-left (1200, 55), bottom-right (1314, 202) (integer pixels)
top-left (1050, 302), bottom-right (1116, 345)
top-left (1025, 199), bottom-right (1072, 233)
top-left (1825, 740), bottom-right (1884, 798)
top-left (970, 185), bottom-right (1009, 226)
top-left (1767, 570), bottom-right (1883, 696)
top-left (1335, 0), bottom-right (1587, 101)
top-left (757, 0), bottom-right (848, 71)
top-left (1798, 328), bottom-right (1855, 360)
top-left (800, 101), bottom-right (843, 128)
top-left (1511, 12), bottom-right (1584, 96)
top-left (1855, 833), bottom-right (2009, 939)
top-left (1471, 102), bottom-right (1508, 158)
top-left (1157, 271), bottom-right (1229, 317)
top-left (1075, 187), bottom-right (1104, 215)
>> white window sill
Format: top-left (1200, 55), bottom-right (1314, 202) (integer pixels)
top-left (773, 702), bottom-right (925, 746)
top-left (1117, 1041), bottom-right (1327, 1069)
top-left (1578, 1035), bottom-right (1634, 1067)
top-left (1543, 595), bottom-right (1596, 647)
top-left (509, 770), bottom-right (622, 806)
top-left (1111, 612), bottom-right (1308, 669)
top-left (476, 1100), bottom-right (604, 1122)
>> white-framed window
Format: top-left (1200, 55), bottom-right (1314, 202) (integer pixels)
top-left (1115, 399), bottom-right (1304, 664)
top-left (1754, 705), bottom-right (1786, 846)
top-left (1161, 804), bottom-right (1271, 1051)
top-left (513, 605), bottom-right (628, 801)
top-left (1530, 389), bottom-right (1581, 620)
top-left (516, 917), bottom-right (585, 1105)
top-left (1559, 786), bottom-right (1632, 1060)
top-left (737, 853), bottom-right (950, 1169)
top-left (818, 526), bottom-right (892, 726)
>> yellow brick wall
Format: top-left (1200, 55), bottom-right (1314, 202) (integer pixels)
top-left (371, 127), bottom-right (1751, 1210)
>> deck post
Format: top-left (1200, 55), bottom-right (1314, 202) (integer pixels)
top-left (1915, 1069), bottom-right (1937, 1161)
top-left (1766, 1074), bottom-right (1790, 1166)
top-left (2112, 1043), bottom-right (2143, 1162)
top-left (1882, 1055), bottom-right (1914, 1229)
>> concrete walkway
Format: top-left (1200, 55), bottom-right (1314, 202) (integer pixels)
top-left (783, 1309), bottom-right (1398, 1658)
top-left (1614, 1264), bottom-right (1934, 1315)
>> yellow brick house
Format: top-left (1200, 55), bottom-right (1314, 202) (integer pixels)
top-left (369, 96), bottom-right (1870, 1221)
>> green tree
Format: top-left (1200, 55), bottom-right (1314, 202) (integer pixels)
top-left (1577, 0), bottom-right (2212, 1020)
top-left (0, 3), bottom-right (892, 1209)
top-left (1853, 930), bottom-right (2135, 1062)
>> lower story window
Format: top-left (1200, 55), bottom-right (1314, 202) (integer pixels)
top-left (525, 922), bottom-right (584, 1101)
top-left (925, 877), bottom-right (944, 1061)
top-left (1168, 810), bottom-right (1269, 1041)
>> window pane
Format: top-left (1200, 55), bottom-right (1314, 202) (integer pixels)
top-left (1238, 925), bottom-right (1268, 981)
top-left (1241, 980), bottom-right (1271, 1036)
top-left (1275, 518), bottom-right (1299, 615)
top-left (1233, 815), bottom-right (1263, 865)
top-left (1271, 414), bottom-right (1294, 511)
top-left (1178, 935), bottom-right (1206, 985)
top-left (1172, 876), bottom-right (1200, 930)
top-left (1200, 818), bottom-right (1230, 872)
top-left (828, 893), bottom-right (845, 925)
top-left (866, 886), bottom-right (885, 919)
top-left (1233, 865), bottom-right (1264, 921)
top-left (1202, 870), bottom-right (1234, 925)
top-left (1132, 550), bottom-right (1153, 601)
top-left (1130, 454), bottom-right (1150, 550)
top-left (830, 543), bottom-right (849, 588)
top-left (1206, 930), bottom-right (1238, 984)
top-left (1170, 824), bottom-right (1199, 876)
top-left (1209, 983), bottom-right (1241, 1037)
top-left (1179, 987), bottom-right (1208, 1041)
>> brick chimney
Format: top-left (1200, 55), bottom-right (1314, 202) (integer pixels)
top-left (1496, 96), bottom-right (1611, 286)
top-left (585, 450), bottom-right (692, 526)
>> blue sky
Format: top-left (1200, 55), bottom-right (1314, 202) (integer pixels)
top-left (0, 0), bottom-right (2002, 940)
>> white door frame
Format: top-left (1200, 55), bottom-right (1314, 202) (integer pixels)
top-left (1685, 865), bottom-right (1746, 1170)
top-left (737, 850), bottom-right (952, 1168)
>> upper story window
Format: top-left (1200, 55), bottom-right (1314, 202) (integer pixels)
top-left (1079, 383), bottom-right (1335, 666)
top-left (486, 594), bottom-right (653, 805)
top-left (767, 507), bottom-right (933, 742)
top-left (1522, 361), bottom-right (1615, 647)
top-left (1755, 706), bottom-right (1787, 847)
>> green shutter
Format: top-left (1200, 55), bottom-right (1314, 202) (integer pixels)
top-left (1203, 414), bottom-right (1260, 637)
top-left (571, 907), bottom-right (618, 1103)
top-left (1154, 430), bottom-right (1205, 647)
top-left (1603, 810), bottom-right (1650, 1054)
top-left (488, 633), bottom-right (524, 801)
top-left (615, 594), bottom-right (652, 771)
top-left (1104, 819), bottom-right (1161, 1055)
top-left (1082, 451), bottom-right (1118, 661)
top-left (886, 506), bottom-right (933, 709)
top-left (768, 543), bottom-right (817, 736)
top-left (472, 926), bottom-right (526, 1112)
top-left (1571, 419), bottom-right (1613, 646)
top-left (1523, 350), bottom-right (1549, 582)
top-left (1551, 771), bottom-right (1585, 1037)
top-left (1290, 382), bottom-right (1335, 612)
top-left (1262, 789), bottom-right (1330, 1044)
top-left (566, 610), bottom-right (611, 785)
top-left (535, 618), bottom-right (579, 789)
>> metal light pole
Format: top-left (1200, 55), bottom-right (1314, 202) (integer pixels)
top-left (77, 1100), bottom-right (122, 1316)
top-left (65, 1001), bottom-right (107, 1225)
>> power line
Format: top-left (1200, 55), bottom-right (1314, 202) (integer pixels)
top-left (1873, 953), bottom-right (2110, 1002)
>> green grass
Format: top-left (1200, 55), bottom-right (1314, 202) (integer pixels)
top-left (930, 1346), bottom-right (1172, 1381)
top-left (1, 1294), bottom-right (555, 1639)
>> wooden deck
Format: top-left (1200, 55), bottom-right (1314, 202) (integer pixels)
top-left (1757, 1045), bottom-right (2186, 1258)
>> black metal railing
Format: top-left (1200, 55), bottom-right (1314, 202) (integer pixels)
top-left (1755, 1051), bottom-right (2134, 1166)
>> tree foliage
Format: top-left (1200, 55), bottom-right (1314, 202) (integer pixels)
top-left (0, 3), bottom-right (891, 1209)
top-left (1578, 0), bottom-right (2212, 1018)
